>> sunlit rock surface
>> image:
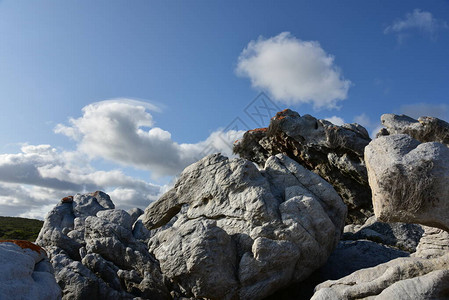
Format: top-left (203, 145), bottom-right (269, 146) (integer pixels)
top-left (36, 191), bottom-right (169, 300)
top-left (234, 109), bottom-right (372, 224)
top-left (143, 153), bottom-right (346, 299)
top-left (0, 240), bottom-right (61, 300)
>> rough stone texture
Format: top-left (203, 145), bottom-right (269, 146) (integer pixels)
top-left (413, 226), bottom-right (449, 259)
top-left (0, 240), bottom-right (61, 300)
top-left (311, 253), bottom-right (449, 300)
top-left (343, 216), bottom-right (424, 253)
top-left (267, 238), bottom-right (411, 300)
top-left (311, 126), bottom-right (449, 300)
top-left (233, 109), bottom-right (372, 224)
top-left (36, 191), bottom-right (170, 300)
top-left (378, 114), bottom-right (449, 145)
top-left (317, 240), bottom-right (409, 280)
top-left (143, 153), bottom-right (347, 300)
top-left (365, 134), bottom-right (449, 232)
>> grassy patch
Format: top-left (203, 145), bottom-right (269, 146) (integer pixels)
top-left (0, 216), bottom-right (43, 242)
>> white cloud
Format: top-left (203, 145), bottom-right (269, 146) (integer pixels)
top-left (384, 9), bottom-right (448, 42)
top-left (236, 32), bottom-right (351, 109)
top-left (400, 103), bottom-right (449, 121)
top-left (55, 99), bottom-right (244, 177)
top-left (0, 183), bottom-right (64, 219)
top-left (0, 144), bottom-right (166, 218)
top-left (325, 116), bottom-right (345, 126)
top-left (1, 99), bottom-right (246, 218)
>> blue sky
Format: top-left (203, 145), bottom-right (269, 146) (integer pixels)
top-left (0, 1), bottom-right (448, 218)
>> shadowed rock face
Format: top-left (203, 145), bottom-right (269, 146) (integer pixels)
top-left (36, 191), bottom-right (170, 300)
top-left (233, 109), bottom-right (372, 224)
top-left (312, 253), bottom-right (449, 300)
top-left (143, 153), bottom-right (346, 300)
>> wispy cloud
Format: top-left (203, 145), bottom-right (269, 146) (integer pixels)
top-left (55, 99), bottom-right (243, 178)
top-left (236, 32), bottom-right (351, 110)
top-left (384, 9), bottom-right (448, 43)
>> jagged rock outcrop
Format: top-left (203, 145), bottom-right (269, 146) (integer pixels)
top-left (143, 153), bottom-right (347, 300)
top-left (365, 134), bottom-right (449, 232)
top-left (378, 114), bottom-right (449, 145)
top-left (233, 109), bottom-right (372, 224)
top-left (36, 191), bottom-right (170, 300)
top-left (0, 240), bottom-right (61, 300)
top-left (311, 121), bottom-right (449, 299)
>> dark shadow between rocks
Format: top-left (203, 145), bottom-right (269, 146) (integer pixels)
top-left (264, 240), bottom-right (409, 300)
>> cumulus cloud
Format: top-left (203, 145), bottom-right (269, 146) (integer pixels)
top-left (400, 103), bottom-right (449, 121)
top-left (384, 9), bottom-right (448, 42)
top-left (236, 32), bottom-right (351, 109)
top-left (0, 144), bottom-right (166, 218)
top-left (1, 99), bottom-right (246, 218)
top-left (55, 99), bottom-right (244, 177)
top-left (325, 116), bottom-right (345, 126)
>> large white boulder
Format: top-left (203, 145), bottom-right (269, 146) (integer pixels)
top-left (143, 153), bottom-right (347, 299)
top-left (365, 134), bottom-right (449, 231)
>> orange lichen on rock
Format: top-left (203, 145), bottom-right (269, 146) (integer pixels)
top-left (0, 240), bottom-right (44, 254)
top-left (90, 191), bottom-right (102, 198)
top-left (272, 109), bottom-right (290, 121)
top-left (61, 195), bottom-right (73, 203)
top-left (248, 127), bottom-right (268, 133)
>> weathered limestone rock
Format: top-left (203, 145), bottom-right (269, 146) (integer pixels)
top-left (266, 239), bottom-right (410, 300)
top-left (233, 109), bottom-right (372, 224)
top-left (413, 226), bottom-right (449, 259)
top-left (0, 240), bottom-right (61, 300)
top-left (343, 216), bottom-right (424, 253)
top-left (143, 153), bottom-right (347, 300)
top-left (312, 126), bottom-right (449, 300)
top-left (378, 114), bottom-right (449, 145)
top-left (36, 192), bottom-right (170, 300)
top-left (365, 134), bottom-right (449, 231)
top-left (311, 253), bottom-right (449, 300)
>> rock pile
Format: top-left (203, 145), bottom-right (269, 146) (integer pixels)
top-left (35, 153), bottom-right (346, 299)
top-left (311, 113), bottom-right (449, 299)
top-left (36, 191), bottom-right (169, 300)
top-left (20, 110), bottom-right (449, 300)
top-left (233, 109), bottom-right (372, 224)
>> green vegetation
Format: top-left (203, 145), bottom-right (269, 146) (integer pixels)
top-left (0, 216), bottom-right (43, 242)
